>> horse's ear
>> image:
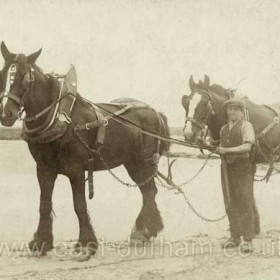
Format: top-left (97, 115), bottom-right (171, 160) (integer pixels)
top-left (189, 75), bottom-right (195, 91)
top-left (1, 41), bottom-right (12, 60)
top-left (181, 95), bottom-right (189, 108)
top-left (27, 48), bottom-right (42, 64)
top-left (204, 75), bottom-right (210, 88)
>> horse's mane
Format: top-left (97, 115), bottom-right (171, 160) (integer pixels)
top-left (33, 64), bottom-right (44, 74)
top-left (209, 84), bottom-right (228, 98)
top-left (210, 83), bottom-right (249, 102)
top-left (193, 81), bottom-right (229, 99)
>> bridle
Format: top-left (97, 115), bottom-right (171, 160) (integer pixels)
top-left (0, 59), bottom-right (66, 123)
top-left (0, 59), bottom-right (35, 113)
top-left (0, 63), bottom-right (21, 107)
top-left (184, 88), bottom-right (215, 131)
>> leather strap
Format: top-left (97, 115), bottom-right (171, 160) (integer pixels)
top-left (185, 116), bottom-right (205, 129)
top-left (88, 157), bottom-right (94, 199)
top-left (74, 119), bottom-right (108, 131)
top-left (260, 105), bottom-right (280, 138)
top-left (75, 104), bottom-right (135, 132)
top-left (0, 91), bottom-right (22, 106)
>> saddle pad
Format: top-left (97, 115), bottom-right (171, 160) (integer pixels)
top-left (91, 98), bottom-right (151, 146)
top-left (109, 97), bottom-right (150, 108)
top-left (97, 98), bottom-right (150, 111)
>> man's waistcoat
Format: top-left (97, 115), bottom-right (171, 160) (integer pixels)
top-left (220, 120), bottom-right (250, 164)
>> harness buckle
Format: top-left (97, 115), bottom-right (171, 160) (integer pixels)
top-left (17, 108), bottom-right (25, 120)
top-left (102, 118), bottom-right (108, 126)
top-left (274, 116), bottom-right (280, 124)
top-left (85, 123), bottom-right (91, 130)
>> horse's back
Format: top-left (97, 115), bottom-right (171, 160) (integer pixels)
top-left (110, 98), bottom-right (150, 108)
top-left (96, 98), bottom-right (156, 125)
top-left (269, 102), bottom-right (280, 111)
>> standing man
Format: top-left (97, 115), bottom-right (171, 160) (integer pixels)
top-left (216, 98), bottom-right (256, 253)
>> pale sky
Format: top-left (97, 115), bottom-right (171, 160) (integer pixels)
top-left (1, 0), bottom-right (280, 126)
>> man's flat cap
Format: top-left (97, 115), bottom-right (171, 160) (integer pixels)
top-left (224, 98), bottom-right (245, 110)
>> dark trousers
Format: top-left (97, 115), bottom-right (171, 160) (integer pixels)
top-left (221, 158), bottom-right (256, 240)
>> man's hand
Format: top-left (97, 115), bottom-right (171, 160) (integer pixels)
top-left (210, 138), bottom-right (220, 147)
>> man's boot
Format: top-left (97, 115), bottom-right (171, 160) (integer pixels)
top-left (221, 237), bottom-right (241, 249)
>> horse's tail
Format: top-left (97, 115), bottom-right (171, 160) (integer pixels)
top-left (158, 112), bottom-right (170, 153)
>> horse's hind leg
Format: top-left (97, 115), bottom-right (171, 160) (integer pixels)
top-left (69, 171), bottom-right (98, 256)
top-left (124, 161), bottom-right (163, 244)
top-left (29, 166), bottom-right (57, 255)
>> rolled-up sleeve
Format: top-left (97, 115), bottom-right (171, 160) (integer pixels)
top-left (241, 121), bottom-right (255, 145)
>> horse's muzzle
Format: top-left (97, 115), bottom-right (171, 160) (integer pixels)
top-left (184, 130), bottom-right (196, 143)
top-left (0, 111), bottom-right (18, 127)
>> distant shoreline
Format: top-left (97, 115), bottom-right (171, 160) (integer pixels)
top-left (0, 126), bottom-right (184, 140)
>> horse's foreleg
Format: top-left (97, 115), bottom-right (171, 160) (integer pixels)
top-left (70, 172), bottom-right (98, 256)
top-left (125, 162), bottom-right (163, 244)
top-left (135, 180), bottom-right (163, 240)
top-left (29, 166), bottom-right (57, 255)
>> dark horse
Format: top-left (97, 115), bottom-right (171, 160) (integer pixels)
top-left (181, 75), bottom-right (280, 235)
top-left (0, 42), bottom-right (170, 259)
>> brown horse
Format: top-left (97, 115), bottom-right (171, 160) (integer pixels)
top-left (181, 75), bottom-right (280, 164)
top-left (0, 42), bottom-right (170, 259)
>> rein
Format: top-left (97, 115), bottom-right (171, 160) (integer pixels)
top-left (77, 96), bottom-right (217, 153)
top-left (23, 90), bottom-right (71, 122)
top-left (21, 71), bottom-right (69, 123)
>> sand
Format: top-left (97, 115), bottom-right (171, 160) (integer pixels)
top-left (0, 140), bottom-right (280, 280)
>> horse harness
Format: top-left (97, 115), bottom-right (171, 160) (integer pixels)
top-left (190, 88), bottom-right (280, 181)
top-left (255, 105), bottom-right (280, 180)
top-left (0, 55), bottom-right (37, 108)
top-left (184, 88), bottom-right (216, 131)
top-left (3, 64), bottom-right (164, 199)
top-left (260, 105), bottom-right (280, 141)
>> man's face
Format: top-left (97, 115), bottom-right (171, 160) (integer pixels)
top-left (226, 105), bottom-right (243, 122)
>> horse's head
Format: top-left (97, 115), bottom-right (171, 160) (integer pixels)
top-left (181, 75), bottom-right (213, 143)
top-left (181, 75), bottom-right (231, 144)
top-left (0, 42), bottom-right (42, 126)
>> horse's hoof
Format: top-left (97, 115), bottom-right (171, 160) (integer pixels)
top-left (70, 244), bottom-right (97, 262)
top-left (73, 241), bottom-right (97, 256)
top-left (130, 225), bottom-right (150, 246)
top-left (74, 242), bottom-right (82, 253)
top-left (28, 237), bottom-right (53, 255)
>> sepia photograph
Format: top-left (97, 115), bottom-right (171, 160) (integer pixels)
top-left (0, 0), bottom-right (280, 279)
